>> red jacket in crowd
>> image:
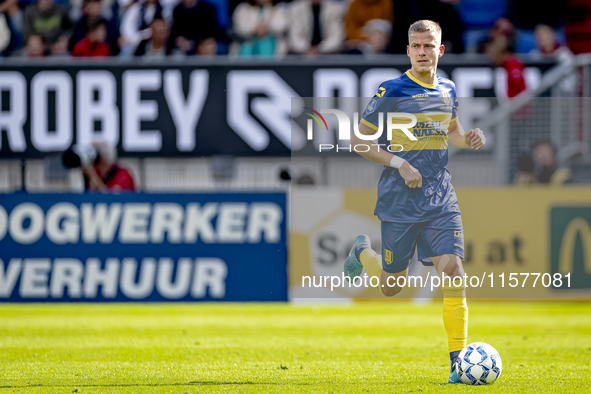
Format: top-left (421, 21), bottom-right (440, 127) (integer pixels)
top-left (502, 55), bottom-right (527, 97)
top-left (86, 165), bottom-right (136, 191)
top-left (72, 38), bottom-right (110, 57)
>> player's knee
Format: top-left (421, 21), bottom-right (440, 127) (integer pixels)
top-left (381, 284), bottom-right (403, 297)
top-left (439, 254), bottom-right (464, 278)
top-left (380, 271), bottom-right (405, 297)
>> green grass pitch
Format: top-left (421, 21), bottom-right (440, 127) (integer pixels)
top-left (1, 302), bottom-right (590, 393)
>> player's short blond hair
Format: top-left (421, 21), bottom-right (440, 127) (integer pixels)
top-left (408, 20), bottom-right (442, 44)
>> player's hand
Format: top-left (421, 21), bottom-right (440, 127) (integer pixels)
top-left (464, 128), bottom-right (486, 150)
top-left (399, 161), bottom-right (422, 188)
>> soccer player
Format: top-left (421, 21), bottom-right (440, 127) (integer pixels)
top-left (343, 20), bottom-right (486, 383)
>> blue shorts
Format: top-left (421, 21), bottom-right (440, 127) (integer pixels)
top-left (381, 212), bottom-right (464, 273)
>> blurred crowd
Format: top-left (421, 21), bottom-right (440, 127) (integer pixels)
top-left (514, 142), bottom-right (573, 186)
top-left (0, 0), bottom-right (588, 59)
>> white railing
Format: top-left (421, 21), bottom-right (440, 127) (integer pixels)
top-left (475, 54), bottom-right (591, 184)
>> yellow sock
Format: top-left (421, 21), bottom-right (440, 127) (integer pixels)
top-left (442, 283), bottom-right (468, 353)
top-left (360, 249), bottom-right (382, 284)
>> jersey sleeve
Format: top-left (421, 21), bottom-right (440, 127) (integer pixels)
top-left (361, 83), bottom-right (397, 131)
top-left (451, 83), bottom-right (459, 121)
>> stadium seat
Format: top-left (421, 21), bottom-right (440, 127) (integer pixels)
top-left (458, 0), bottom-right (508, 29)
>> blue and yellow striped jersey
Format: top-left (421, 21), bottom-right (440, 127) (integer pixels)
top-left (361, 70), bottom-right (461, 223)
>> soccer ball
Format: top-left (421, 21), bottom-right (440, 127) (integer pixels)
top-left (457, 342), bottom-right (502, 385)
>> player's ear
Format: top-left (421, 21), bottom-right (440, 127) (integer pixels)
top-left (406, 45), bottom-right (410, 57)
top-left (439, 44), bottom-right (445, 57)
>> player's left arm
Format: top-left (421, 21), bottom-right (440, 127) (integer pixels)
top-left (447, 118), bottom-right (486, 150)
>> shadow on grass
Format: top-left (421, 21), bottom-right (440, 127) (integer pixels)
top-left (0, 381), bottom-right (313, 389)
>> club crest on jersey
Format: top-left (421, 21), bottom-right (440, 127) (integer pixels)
top-left (366, 99), bottom-right (377, 114)
top-left (384, 249), bottom-right (393, 265)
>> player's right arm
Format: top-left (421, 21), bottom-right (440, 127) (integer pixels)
top-left (352, 122), bottom-right (423, 189)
